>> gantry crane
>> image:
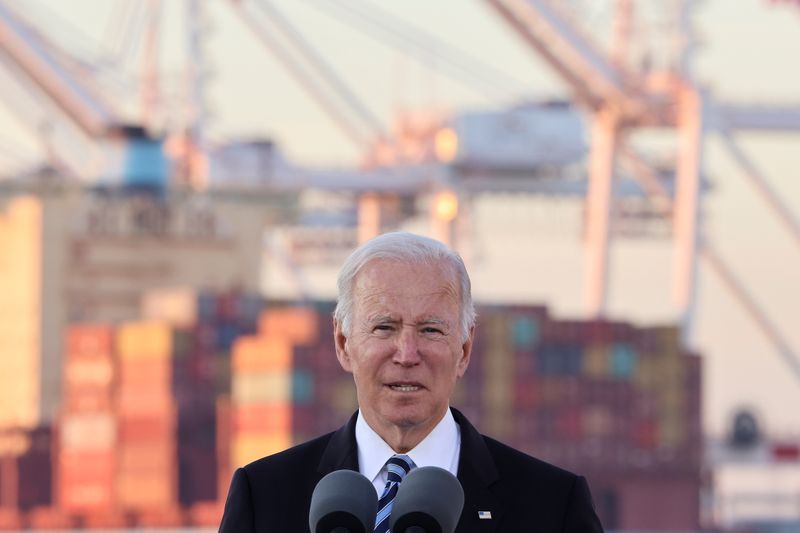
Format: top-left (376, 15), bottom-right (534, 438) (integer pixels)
top-left (483, 0), bottom-right (800, 379)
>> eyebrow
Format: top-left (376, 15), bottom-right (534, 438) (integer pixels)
top-left (367, 316), bottom-right (450, 328)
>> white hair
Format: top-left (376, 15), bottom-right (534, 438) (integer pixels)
top-left (334, 232), bottom-right (476, 341)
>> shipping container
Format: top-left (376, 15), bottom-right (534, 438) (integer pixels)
top-left (60, 413), bottom-right (115, 451)
top-left (116, 472), bottom-right (177, 509)
top-left (141, 287), bottom-right (201, 327)
top-left (27, 507), bottom-right (74, 529)
top-left (232, 336), bottom-right (291, 373)
top-left (258, 307), bottom-right (319, 345)
top-left (118, 414), bottom-right (175, 442)
top-left (232, 434), bottom-right (292, 467)
top-left (118, 441), bottom-right (176, 472)
top-left (117, 321), bottom-right (188, 359)
top-left (232, 373), bottom-right (292, 404)
top-left (188, 501), bottom-right (224, 527)
top-left (63, 355), bottom-right (114, 391)
top-left (66, 324), bottom-right (114, 357)
top-left (232, 404), bottom-right (291, 434)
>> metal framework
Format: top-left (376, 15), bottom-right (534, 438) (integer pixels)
top-left (0, 0), bottom-right (798, 375)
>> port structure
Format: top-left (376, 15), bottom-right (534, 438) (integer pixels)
top-left (0, 0), bottom-right (799, 380)
top-left (480, 0), bottom-right (800, 380)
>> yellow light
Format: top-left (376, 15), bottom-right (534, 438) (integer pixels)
top-left (434, 191), bottom-right (458, 222)
top-left (434, 128), bottom-right (459, 163)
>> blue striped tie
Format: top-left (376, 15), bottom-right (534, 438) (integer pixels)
top-left (374, 454), bottom-right (415, 533)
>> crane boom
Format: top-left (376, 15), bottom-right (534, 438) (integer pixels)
top-left (0, 1), bottom-right (117, 137)
top-left (482, 0), bottom-right (669, 124)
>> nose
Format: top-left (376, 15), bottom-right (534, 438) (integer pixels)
top-left (393, 326), bottom-right (421, 366)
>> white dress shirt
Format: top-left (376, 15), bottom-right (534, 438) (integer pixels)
top-left (355, 408), bottom-right (461, 496)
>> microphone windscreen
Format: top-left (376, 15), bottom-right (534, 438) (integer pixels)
top-left (390, 466), bottom-right (464, 533)
top-left (309, 469), bottom-right (378, 533)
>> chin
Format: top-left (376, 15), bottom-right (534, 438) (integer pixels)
top-left (383, 405), bottom-right (436, 430)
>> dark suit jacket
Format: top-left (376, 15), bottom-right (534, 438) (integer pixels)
top-left (219, 408), bottom-right (604, 532)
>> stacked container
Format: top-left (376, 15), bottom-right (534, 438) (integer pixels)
top-left (289, 302), bottom-right (355, 443)
top-left (0, 427), bottom-right (53, 513)
top-left (115, 321), bottom-right (179, 513)
top-left (141, 287), bottom-right (265, 515)
top-left (58, 325), bottom-right (117, 515)
top-left (229, 306), bottom-right (318, 468)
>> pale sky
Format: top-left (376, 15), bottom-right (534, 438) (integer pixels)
top-left (0, 0), bottom-right (799, 439)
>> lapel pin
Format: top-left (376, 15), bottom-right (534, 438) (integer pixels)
top-left (478, 510), bottom-right (492, 520)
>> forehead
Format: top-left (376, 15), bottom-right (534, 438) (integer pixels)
top-left (353, 259), bottom-right (460, 312)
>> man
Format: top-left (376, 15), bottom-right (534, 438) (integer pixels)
top-left (219, 232), bottom-right (604, 532)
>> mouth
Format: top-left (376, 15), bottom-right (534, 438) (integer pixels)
top-left (386, 382), bottom-right (424, 393)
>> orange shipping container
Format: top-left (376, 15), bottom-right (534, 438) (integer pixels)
top-left (62, 388), bottom-right (114, 413)
top-left (232, 404), bottom-right (291, 434)
top-left (136, 507), bottom-right (184, 527)
top-left (117, 321), bottom-right (173, 359)
top-left (63, 355), bottom-right (114, 390)
top-left (116, 473), bottom-right (176, 508)
top-left (118, 442), bottom-right (175, 472)
top-left (118, 414), bottom-right (175, 442)
top-left (141, 287), bottom-right (199, 327)
top-left (59, 449), bottom-right (115, 479)
top-left (118, 357), bottom-right (172, 387)
top-left (66, 324), bottom-right (114, 357)
top-left (60, 413), bottom-right (115, 451)
top-left (232, 434), bottom-right (292, 467)
top-left (0, 509), bottom-right (21, 529)
top-left (27, 507), bottom-right (74, 529)
top-left (258, 307), bottom-right (318, 345)
top-left (232, 336), bottom-right (291, 372)
top-left (117, 387), bottom-right (175, 416)
top-left (232, 373), bottom-right (291, 404)
top-left (59, 477), bottom-right (114, 511)
top-left (189, 501), bottom-right (224, 527)
top-left (81, 510), bottom-right (129, 529)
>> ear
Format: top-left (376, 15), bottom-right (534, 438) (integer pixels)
top-left (334, 318), bottom-right (353, 373)
top-left (456, 325), bottom-right (474, 379)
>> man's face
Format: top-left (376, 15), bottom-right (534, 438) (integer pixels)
top-left (334, 259), bottom-right (473, 445)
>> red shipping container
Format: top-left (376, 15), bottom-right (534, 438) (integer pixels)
top-left (135, 506), bottom-right (184, 527)
top-left (258, 307), bottom-right (319, 345)
top-left (232, 336), bottom-right (291, 373)
top-left (771, 442), bottom-right (800, 461)
top-left (117, 387), bottom-right (175, 416)
top-left (81, 509), bottom-right (130, 529)
top-left (232, 404), bottom-right (291, 434)
top-left (66, 324), bottom-right (114, 357)
top-left (59, 476), bottom-right (114, 511)
top-left (59, 450), bottom-right (115, 480)
top-left (63, 354), bottom-right (114, 391)
top-left (117, 473), bottom-right (177, 509)
top-left (632, 419), bottom-right (658, 449)
top-left (118, 442), bottom-right (176, 472)
top-left (118, 357), bottom-right (172, 387)
top-left (555, 407), bottom-right (583, 441)
top-left (118, 414), bottom-right (176, 442)
top-left (27, 507), bottom-right (74, 529)
top-left (0, 509), bottom-right (21, 529)
top-left (189, 501), bottom-right (224, 527)
top-left (62, 389), bottom-right (114, 413)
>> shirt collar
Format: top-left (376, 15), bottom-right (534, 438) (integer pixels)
top-left (355, 408), bottom-right (460, 484)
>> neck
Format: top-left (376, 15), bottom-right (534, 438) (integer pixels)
top-left (366, 408), bottom-right (449, 453)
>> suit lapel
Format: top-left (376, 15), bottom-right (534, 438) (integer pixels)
top-left (452, 408), bottom-right (505, 532)
top-left (317, 411), bottom-right (360, 475)
top-left (318, 410), bottom-right (505, 531)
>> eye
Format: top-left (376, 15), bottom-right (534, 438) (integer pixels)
top-left (421, 326), bottom-right (444, 335)
top-left (373, 324), bottom-right (394, 333)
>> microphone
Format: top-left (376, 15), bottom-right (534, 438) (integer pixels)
top-left (309, 469), bottom-right (378, 533)
top-left (390, 466), bottom-right (464, 533)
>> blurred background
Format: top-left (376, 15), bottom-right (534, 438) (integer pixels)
top-left (0, 0), bottom-right (799, 531)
